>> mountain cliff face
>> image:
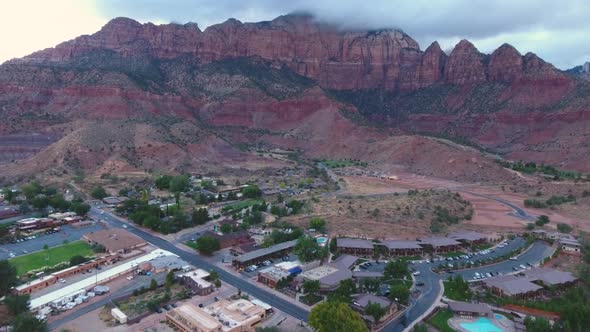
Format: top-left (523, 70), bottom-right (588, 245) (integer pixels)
top-left (1, 14), bottom-right (589, 177)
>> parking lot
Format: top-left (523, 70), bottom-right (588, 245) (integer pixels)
top-left (426, 237), bottom-right (526, 269)
top-left (240, 253), bottom-right (299, 278)
top-left (0, 223), bottom-right (104, 260)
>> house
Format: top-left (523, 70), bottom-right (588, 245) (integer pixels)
top-left (418, 237), bottom-right (462, 254)
top-left (102, 196), bottom-right (127, 206)
top-left (448, 301), bottom-right (492, 318)
top-left (257, 261), bottom-right (301, 288)
top-left (0, 207), bottom-right (19, 220)
top-left (330, 254), bottom-right (359, 270)
top-left (559, 238), bottom-right (582, 255)
top-left (149, 256), bottom-right (189, 273)
top-left (380, 240), bottom-right (424, 257)
top-left (336, 238), bottom-right (374, 257)
top-left (351, 294), bottom-right (397, 323)
top-left (83, 228), bottom-right (146, 254)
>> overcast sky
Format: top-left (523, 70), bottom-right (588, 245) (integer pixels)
top-left (1, 0), bottom-right (589, 68)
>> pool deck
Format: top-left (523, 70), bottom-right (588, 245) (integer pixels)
top-left (448, 314), bottom-right (515, 332)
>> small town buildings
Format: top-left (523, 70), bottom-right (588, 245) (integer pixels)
top-left (83, 228), bottom-right (146, 254)
top-left (448, 301), bottom-right (492, 318)
top-left (166, 299), bottom-right (267, 332)
top-left (149, 255), bottom-right (189, 273)
top-left (418, 237), bottom-right (462, 254)
top-left (336, 238), bottom-right (374, 257)
top-left (300, 266), bottom-right (352, 292)
top-left (0, 207), bottom-right (20, 220)
top-left (330, 254), bottom-right (359, 270)
top-left (559, 238), bottom-right (582, 255)
top-left (351, 294), bottom-right (397, 323)
top-left (178, 269), bottom-right (214, 296)
top-left (257, 261), bottom-right (301, 288)
top-left (232, 240), bottom-right (297, 268)
top-left (380, 240), bottom-right (424, 257)
top-left (102, 196), bottom-right (127, 206)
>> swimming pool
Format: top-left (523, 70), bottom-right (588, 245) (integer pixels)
top-left (460, 317), bottom-right (503, 332)
top-left (316, 237), bottom-right (328, 245)
top-left (495, 314), bottom-right (504, 320)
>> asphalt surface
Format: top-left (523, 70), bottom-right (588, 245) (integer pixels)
top-left (0, 223), bottom-right (104, 260)
top-left (87, 207), bottom-right (310, 322)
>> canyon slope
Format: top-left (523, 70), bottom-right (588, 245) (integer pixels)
top-left (0, 14), bottom-right (589, 181)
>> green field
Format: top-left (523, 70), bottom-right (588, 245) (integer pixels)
top-left (9, 241), bottom-right (93, 276)
top-left (428, 309), bottom-right (456, 332)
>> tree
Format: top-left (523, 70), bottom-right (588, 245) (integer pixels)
top-left (30, 195), bottom-right (49, 209)
top-left (0, 260), bottom-right (17, 296)
top-left (302, 280), bottom-right (320, 296)
top-left (169, 175), bottom-right (189, 193)
top-left (220, 223), bottom-right (233, 234)
top-left (365, 301), bottom-right (387, 324)
top-left (165, 271), bottom-right (175, 288)
top-left (294, 235), bottom-right (324, 262)
top-left (309, 301), bottom-right (368, 332)
top-left (328, 279), bottom-right (356, 303)
top-left (384, 260), bottom-right (409, 279)
top-left (71, 202), bottom-right (90, 216)
top-left (413, 324), bottom-right (428, 332)
top-left (150, 278), bottom-right (158, 290)
top-left (192, 208), bottom-right (210, 225)
top-left (69, 255), bottom-right (88, 266)
top-left (5, 294), bottom-right (30, 316)
top-left (389, 284), bottom-right (410, 304)
top-left (536, 215), bottom-right (550, 226)
top-left (214, 279), bottom-right (221, 288)
top-left (22, 182), bottom-right (42, 200)
top-left (195, 236), bottom-right (220, 255)
top-left (526, 223), bottom-right (535, 230)
top-left (557, 223), bottom-right (573, 233)
top-left (12, 312), bottom-right (47, 332)
top-left (90, 186), bottom-right (107, 199)
top-left (241, 185), bottom-right (262, 199)
top-left (309, 217), bottom-right (326, 232)
top-left (209, 269), bottom-right (219, 281)
top-left (524, 316), bottom-right (553, 332)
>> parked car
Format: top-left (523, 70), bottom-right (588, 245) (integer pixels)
top-left (416, 282), bottom-right (425, 287)
top-left (412, 271), bottom-right (421, 276)
top-left (59, 278), bottom-right (66, 283)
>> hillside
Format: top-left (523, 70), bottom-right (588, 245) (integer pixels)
top-left (0, 13), bottom-right (588, 182)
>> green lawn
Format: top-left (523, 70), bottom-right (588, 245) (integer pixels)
top-left (221, 199), bottom-right (263, 214)
top-left (10, 241), bottom-right (93, 276)
top-left (185, 240), bottom-right (198, 250)
top-left (428, 309), bottom-right (456, 332)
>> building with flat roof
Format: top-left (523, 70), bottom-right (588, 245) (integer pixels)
top-left (178, 269), bottom-right (213, 296)
top-left (336, 238), bottom-right (374, 257)
top-left (483, 275), bottom-right (544, 299)
top-left (232, 240), bottom-right (297, 268)
top-left (149, 255), bottom-right (189, 273)
top-left (300, 265), bottom-right (352, 292)
top-left (330, 254), bottom-right (359, 270)
top-left (559, 238), bottom-right (581, 255)
top-left (83, 228), bottom-right (146, 254)
top-left (167, 299), bottom-right (268, 332)
top-left (381, 240), bottom-right (424, 257)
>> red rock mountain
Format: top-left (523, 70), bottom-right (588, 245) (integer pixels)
top-left (0, 14), bottom-right (589, 178)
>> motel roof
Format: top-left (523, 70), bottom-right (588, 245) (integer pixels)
top-left (352, 294), bottom-right (391, 309)
top-left (330, 254), bottom-right (359, 270)
top-left (352, 271), bottom-right (384, 279)
top-left (418, 237), bottom-right (461, 247)
top-left (559, 238), bottom-right (581, 247)
top-left (83, 228), bottom-right (145, 253)
top-left (447, 231), bottom-right (488, 242)
top-left (484, 275), bottom-right (543, 296)
top-left (448, 301), bottom-right (491, 315)
top-left (381, 240), bottom-right (422, 250)
top-left (523, 268), bottom-right (578, 286)
top-left (235, 240), bottom-right (297, 263)
top-left (336, 238), bottom-right (374, 249)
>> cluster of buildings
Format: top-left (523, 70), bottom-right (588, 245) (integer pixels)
top-left (483, 267), bottom-right (578, 300)
top-left (16, 212), bottom-right (82, 231)
top-left (166, 299), bottom-right (269, 332)
top-left (337, 231), bottom-right (491, 257)
top-left (531, 230), bottom-right (582, 255)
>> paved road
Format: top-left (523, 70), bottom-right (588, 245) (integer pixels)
top-left (88, 208), bottom-right (309, 321)
top-left (457, 190), bottom-right (536, 222)
top-left (381, 240), bottom-right (554, 332)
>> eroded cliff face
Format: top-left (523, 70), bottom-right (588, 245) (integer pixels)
top-left (9, 14), bottom-right (570, 93)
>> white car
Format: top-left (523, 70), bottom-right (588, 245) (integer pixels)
top-left (412, 271), bottom-right (421, 276)
top-left (59, 278), bottom-right (66, 283)
top-left (126, 276), bottom-right (134, 280)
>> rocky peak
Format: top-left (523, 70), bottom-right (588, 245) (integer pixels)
top-left (419, 41), bottom-right (447, 86)
top-left (444, 39), bottom-right (486, 85)
top-left (488, 43), bottom-right (523, 82)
